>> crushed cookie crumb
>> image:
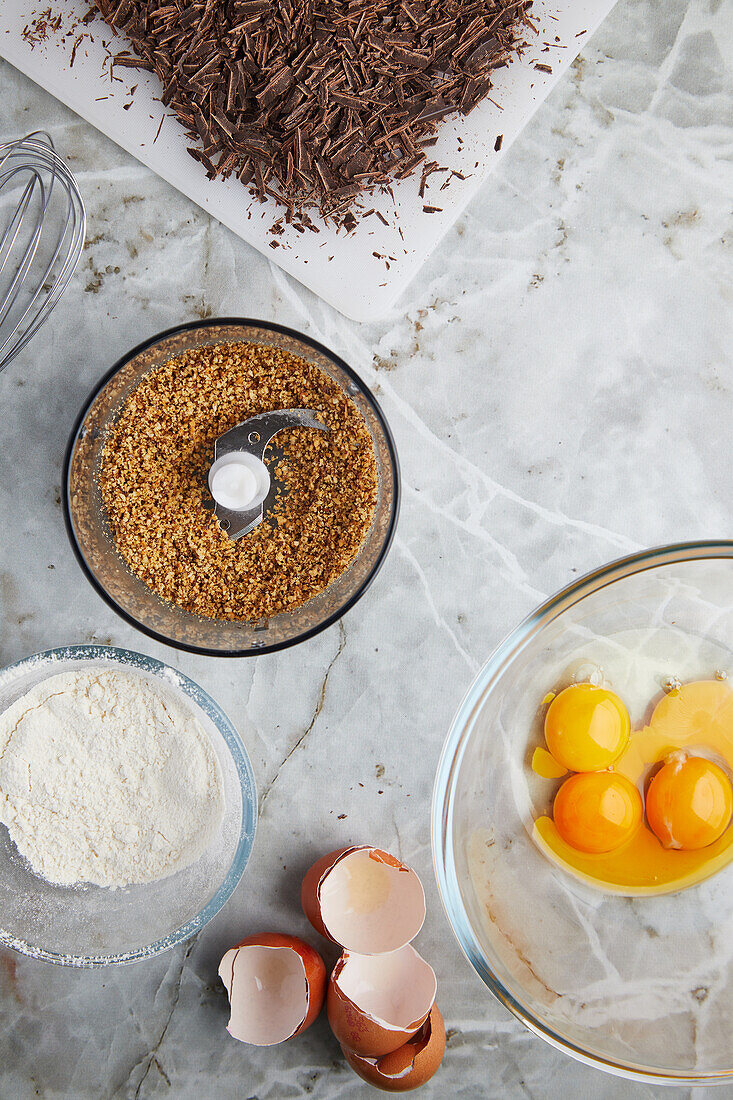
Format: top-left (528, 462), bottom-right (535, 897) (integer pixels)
top-left (100, 342), bottom-right (378, 622)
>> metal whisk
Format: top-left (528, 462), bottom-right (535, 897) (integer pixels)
top-left (0, 132), bottom-right (85, 375)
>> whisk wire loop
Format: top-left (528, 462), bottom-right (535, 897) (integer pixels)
top-left (0, 133), bottom-right (85, 373)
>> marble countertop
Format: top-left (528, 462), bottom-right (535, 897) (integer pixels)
top-left (0, 0), bottom-right (731, 1094)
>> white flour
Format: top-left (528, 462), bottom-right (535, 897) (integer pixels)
top-left (0, 668), bottom-right (225, 888)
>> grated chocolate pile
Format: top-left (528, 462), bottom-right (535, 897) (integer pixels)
top-left (92, 0), bottom-right (533, 224)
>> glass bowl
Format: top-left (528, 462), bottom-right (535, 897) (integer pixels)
top-left (0, 645), bottom-right (256, 966)
top-left (433, 542), bottom-right (733, 1085)
top-left (63, 319), bottom-right (400, 656)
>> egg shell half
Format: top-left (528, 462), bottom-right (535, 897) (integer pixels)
top-left (218, 932), bottom-right (326, 1045)
top-left (342, 1005), bottom-right (446, 1092)
top-left (301, 845), bottom-right (426, 954)
top-left (328, 944), bottom-right (437, 1057)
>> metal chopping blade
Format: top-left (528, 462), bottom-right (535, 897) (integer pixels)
top-left (210, 408), bottom-right (329, 540)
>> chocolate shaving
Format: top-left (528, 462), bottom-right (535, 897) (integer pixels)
top-left (90, 0), bottom-right (533, 226)
top-left (22, 7), bottom-right (64, 46)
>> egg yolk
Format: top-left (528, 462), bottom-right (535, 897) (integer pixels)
top-left (544, 684), bottom-right (630, 772)
top-left (645, 754), bottom-right (733, 850)
top-left (553, 771), bottom-right (643, 854)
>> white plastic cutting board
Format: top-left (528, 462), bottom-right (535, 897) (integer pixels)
top-left (1, 0), bottom-right (616, 321)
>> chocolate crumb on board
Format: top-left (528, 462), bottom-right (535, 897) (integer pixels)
top-left (494, 134), bottom-right (503, 151)
top-left (534, 62), bottom-right (553, 72)
top-left (22, 7), bottom-right (63, 46)
top-left (100, 342), bottom-right (378, 622)
top-left (89, 0), bottom-right (534, 228)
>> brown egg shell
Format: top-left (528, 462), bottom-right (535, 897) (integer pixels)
top-left (327, 946), bottom-right (437, 1058)
top-left (301, 845), bottom-right (426, 954)
top-left (342, 1006), bottom-right (446, 1091)
top-left (218, 932), bottom-right (326, 1045)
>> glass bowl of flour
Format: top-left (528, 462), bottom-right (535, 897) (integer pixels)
top-left (0, 645), bottom-right (256, 965)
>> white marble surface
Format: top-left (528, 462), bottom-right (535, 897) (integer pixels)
top-left (0, 0), bottom-right (731, 1094)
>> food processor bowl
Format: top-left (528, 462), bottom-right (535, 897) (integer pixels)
top-left (433, 542), bottom-right (733, 1084)
top-left (64, 319), bottom-right (399, 656)
top-left (0, 645), bottom-right (256, 966)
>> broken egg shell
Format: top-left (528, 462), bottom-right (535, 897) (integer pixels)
top-left (342, 1006), bottom-right (446, 1092)
top-left (218, 932), bottom-right (326, 1046)
top-left (301, 845), bottom-right (426, 954)
top-left (327, 944), bottom-right (437, 1058)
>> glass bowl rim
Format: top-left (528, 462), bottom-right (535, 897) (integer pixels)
top-left (62, 317), bottom-right (401, 658)
top-left (432, 539), bottom-right (733, 1085)
top-left (0, 643), bottom-right (257, 967)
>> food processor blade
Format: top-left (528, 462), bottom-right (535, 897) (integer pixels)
top-left (208, 408), bottom-right (329, 540)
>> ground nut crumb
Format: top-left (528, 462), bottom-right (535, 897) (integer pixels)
top-left (100, 342), bottom-right (378, 621)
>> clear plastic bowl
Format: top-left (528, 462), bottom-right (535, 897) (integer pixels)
top-left (0, 645), bottom-right (256, 966)
top-left (433, 542), bottom-right (733, 1084)
top-left (63, 319), bottom-right (400, 656)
